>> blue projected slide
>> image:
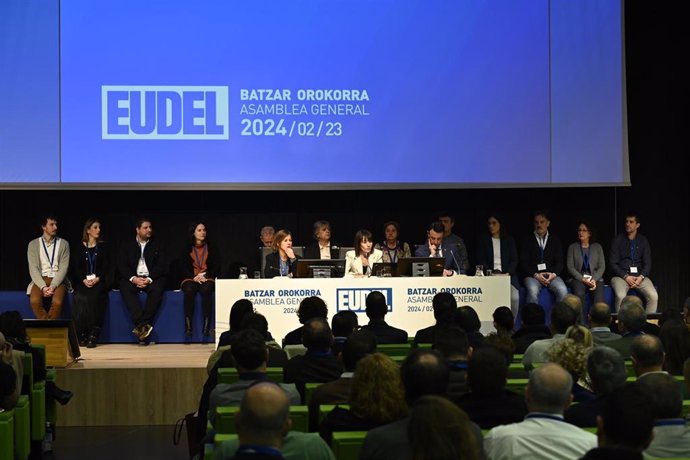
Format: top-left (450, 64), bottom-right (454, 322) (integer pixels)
top-left (1, 0), bottom-right (627, 187)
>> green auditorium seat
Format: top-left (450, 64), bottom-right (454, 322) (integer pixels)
top-left (304, 382), bottom-right (323, 406)
top-left (0, 408), bottom-right (15, 460)
top-left (331, 431), bottom-right (367, 460)
top-left (319, 404), bottom-right (351, 426)
top-left (217, 368), bottom-right (238, 385)
top-left (216, 405), bottom-right (310, 434)
top-left (506, 378), bottom-right (529, 395)
top-left (376, 344), bottom-right (411, 357)
top-left (13, 395), bottom-right (30, 460)
top-left (22, 353), bottom-right (46, 441)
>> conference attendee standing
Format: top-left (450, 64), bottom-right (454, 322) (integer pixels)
top-left (117, 218), bottom-right (167, 343)
top-left (304, 220), bottom-right (340, 260)
top-left (609, 212), bottom-right (658, 312)
top-left (344, 229), bottom-right (383, 277)
top-left (264, 229), bottom-right (299, 278)
top-left (519, 210), bottom-right (567, 305)
top-left (70, 218), bottom-right (112, 348)
top-left (178, 222), bottom-right (221, 338)
top-left (566, 222), bottom-right (606, 310)
top-left (375, 221), bottom-right (411, 263)
top-left (26, 215), bottom-right (70, 320)
top-left (475, 214), bottom-right (520, 314)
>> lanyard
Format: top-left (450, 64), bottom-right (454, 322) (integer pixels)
top-left (42, 238), bottom-right (57, 268)
top-left (536, 233), bottom-right (548, 261)
top-left (525, 413), bottom-right (565, 422)
top-left (383, 242), bottom-right (399, 263)
top-left (86, 245), bottom-right (98, 274)
top-left (580, 246), bottom-right (590, 273)
top-left (193, 244), bottom-right (207, 268)
top-left (279, 258), bottom-right (289, 276)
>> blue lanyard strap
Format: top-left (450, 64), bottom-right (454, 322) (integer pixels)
top-left (525, 413), bottom-right (565, 422)
top-left (580, 246), bottom-right (590, 273)
top-left (383, 242), bottom-right (399, 263)
top-left (42, 238), bottom-right (58, 268)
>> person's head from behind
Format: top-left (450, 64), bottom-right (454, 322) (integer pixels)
top-left (617, 300), bottom-right (646, 334)
top-left (229, 299), bottom-right (254, 332)
top-left (630, 334), bottom-right (664, 376)
top-left (350, 353), bottom-right (408, 423)
top-left (432, 327), bottom-right (470, 361)
top-left (545, 338), bottom-right (587, 382)
top-left (550, 302), bottom-right (578, 335)
top-left (659, 321), bottom-right (690, 375)
top-left (525, 362), bottom-right (573, 414)
top-left (565, 325), bottom-right (593, 348)
top-left (597, 383), bottom-right (654, 451)
top-left (0, 311), bottom-right (28, 343)
top-left (482, 333), bottom-right (515, 366)
top-left (297, 296), bottom-right (328, 325)
top-left (492, 306), bottom-right (514, 335)
top-left (231, 329), bottom-right (268, 372)
top-left (588, 302), bottom-right (613, 328)
top-left (240, 312), bottom-right (270, 340)
top-left (467, 347), bottom-right (508, 398)
top-left (331, 310), bottom-right (359, 338)
top-left (431, 292), bottom-right (457, 326)
top-left (235, 381), bottom-right (291, 448)
top-left (260, 226), bottom-right (275, 247)
top-left (454, 306), bottom-right (481, 334)
top-left (587, 346), bottom-right (627, 396)
top-left (408, 395), bottom-right (481, 460)
top-left (561, 294), bottom-right (583, 324)
top-left (302, 317), bottom-right (333, 351)
top-left (637, 372), bottom-right (683, 420)
top-left (365, 291), bottom-right (389, 320)
top-left (342, 330), bottom-right (377, 372)
top-left (520, 303), bottom-right (546, 327)
top-left (400, 349), bottom-right (449, 405)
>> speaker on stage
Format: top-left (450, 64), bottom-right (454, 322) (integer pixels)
top-left (23, 319), bottom-right (81, 368)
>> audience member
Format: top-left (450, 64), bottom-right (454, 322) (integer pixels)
top-left (475, 214), bottom-right (520, 314)
top-left (415, 221), bottom-right (463, 275)
top-left (484, 363), bottom-right (596, 460)
top-left (683, 297), bottom-right (690, 331)
top-left (375, 221), bottom-right (411, 263)
top-left (638, 372), bottom-right (690, 458)
top-left (512, 303), bottom-right (551, 354)
top-left (630, 334), bottom-right (665, 378)
top-left (264, 229), bottom-right (300, 279)
top-left (565, 346), bottom-right (627, 427)
top-left (519, 210), bottom-right (567, 305)
top-left (360, 291), bottom-right (407, 344)
top-left (408, 395), bottom-right (481, 460)
top-left (454, 305), bottom-right (484, 349)
top-left (178, 221), bottom-right (220, 338)
top-left (27, 215), bottom-right (70, 319)
top-left (437, 212), bottom-right (470, 274)
top-left (522, 302), bottom-right (577, 369)
top-left (214, 430), bottom-right (335, 460)
top-left (283, 318), bottom-right (343, 400)
top-left (566, 221), bottom-right (606, 311)
top-left (561, 293), bottom-right (584, 325)
top-left (70, 217), bottom-right (112, 347)
top-left (659, 319), bottom-right (690, 375)
top-left (482, 333), bottom-right (515, 368)
top-left (588, 303), bottom-right (621, 345)
top-left (117, 217), bottom-right (167, 343)
top-left (609, 212), bottom-right (658, 312)
top-left (330, 310), bottom-right (359, 356)
top-left (218, 299), bottom-right (255, 347)
top-left (432, 326), bottom-right (471, 402)
top-left (545, 338), bottom-right (593, 402)
top-left (304, 220), bottom-right (339, 260)
top-left (319, 353), bottom-right (407, 444)
top-left (282, 296), bottom-right (328, 346)
top-left (581, 383), bottom-right (654, 460)
top-left (607, 300), bottom-right (647, 357)
top-left (360, 349), bottom-right (483, 460)
top-left (457, 347), bottom-right (527, 429)
top-left (492, 306), bottom-right (514, 338)
top-left (0, 334), bottom-right (19, 410)
top-left (564, 325), bottom-right (593, 348)
top-left (413, 292), bottom-right (456, 346)
top-left (209, 329), bottom-right (300, 428)
top-left (308, 330), bottom-right (377, 430)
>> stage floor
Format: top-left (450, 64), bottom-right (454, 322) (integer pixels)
top-left (54, 344), bottom-right (216, 426)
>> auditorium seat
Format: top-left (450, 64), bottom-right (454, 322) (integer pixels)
top-left (0, 409), bottom-right (14, 460)
top-left (21, 353), bottom-right (46, 442)
top-left (506, 378), bottom-right (529, 395)
top-left (13, 395), bottom-right (30, 460)
top-left (304, 382), bottom-right (323, 406)
top-left (331, 431), bottom-right (367, 460)
top-left (217, 367), bottom-right (283, 385)
top-left (319, 404), bottom-right (351, 427)
top-left (216, 405), bottom-right (309, 434)
top-left (376, 343), bottom-right (411, 357)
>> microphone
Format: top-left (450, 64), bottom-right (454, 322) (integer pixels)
top-left (449, 249), bottom-right (462, 274)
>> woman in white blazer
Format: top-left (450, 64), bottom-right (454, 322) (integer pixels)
top-left (345, 229), bottom-right (383, 277)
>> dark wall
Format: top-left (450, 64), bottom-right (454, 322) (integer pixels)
top-left (0, 1), bottom-right (687, 308)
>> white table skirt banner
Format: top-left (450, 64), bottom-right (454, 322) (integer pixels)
top-left (215, 275), bottom-right (511, 343)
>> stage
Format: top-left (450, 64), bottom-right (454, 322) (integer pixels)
top-left (53, 344), bottom-right (215, 426)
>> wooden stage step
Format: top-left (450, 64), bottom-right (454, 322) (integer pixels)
top-left (53, 344), bottom-right (215, 426)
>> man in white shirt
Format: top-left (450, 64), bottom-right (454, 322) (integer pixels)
top-left (26, 215), bottom-right (70, 319)
top-left (484, 362), bottom-right (596, 460)
top-left (522, 303), bottom-right (577, 369)
top-left (640, 373), bottom-right (690, 458)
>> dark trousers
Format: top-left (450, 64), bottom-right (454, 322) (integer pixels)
top-left (181, 280), bottom-right (215, 320)
top-left (119, 278), bottom-right (165, 327)
top-left (72, 283), bottom-right (108, 336)
top-left (568, 278), bottom-right (605, 321)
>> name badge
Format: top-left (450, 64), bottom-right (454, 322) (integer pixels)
top-left (86, 274), bottom-right (96, 281)
top-left (630, 266), bottom-right (638, 274)
top-left (47, 271), bottom-right (56, 278)
top-left (537, 263), bottom-right (547, 271)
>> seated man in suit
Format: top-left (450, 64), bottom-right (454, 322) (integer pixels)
top-left (484, 363), bottom-right (597, 460)
top-left (360, 291), bottom-right (408, 344)
top-left (283, 317), bottom-right (343, 401)
top-left (512, 303), bottom-right (552, 354)
top-left (639, 373), bottom-right (690, 458)
top-left (283, 296), bottom-right (328, 346)
top-left (413, 292), bottom-right (456, 346)
top-left (304, 220), bottom-right (340, 260)
top-left (117, 217), bottom-right (167, 342)
top-left (630, 334), bottom-right (664, 378)
top-left (607, 299), bottom-right (647, 358)
top-left (588, 302), bottom-right (621, 345)
top-left (415, 221), bottom-right (464, 275)
top-left (330, 310), bottom-right (359, 356)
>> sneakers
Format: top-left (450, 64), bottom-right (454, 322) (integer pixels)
top-left (139, 324), bottom-right (153, 339)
